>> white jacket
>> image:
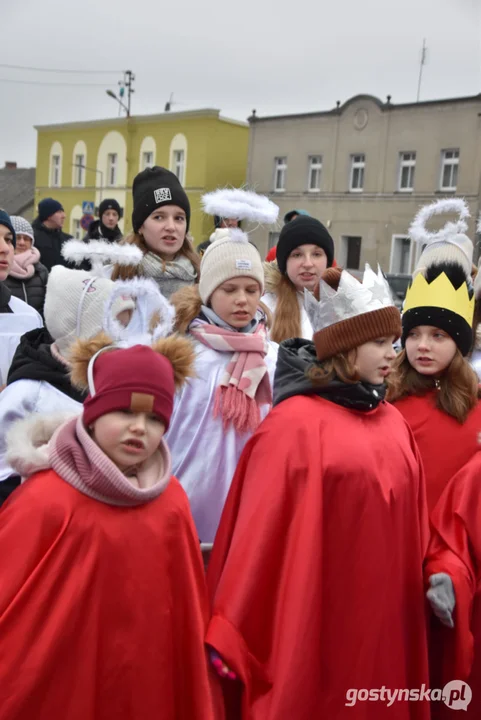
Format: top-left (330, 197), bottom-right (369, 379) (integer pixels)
top-left (261, 291), bottom-right (313, 340)
top-left (0, 379), bottom-right (82, 482)
top-left (0, 296), bottom-right (43, 385)
top-left (165, 340), bottom-right (278, 543)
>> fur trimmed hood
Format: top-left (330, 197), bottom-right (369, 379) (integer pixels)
top-left (263, 260), bottom-right (283, 296)
top-left (170, 285), bottom-right (202, 334)
top-left (6, 412), bottom-right (79, 479)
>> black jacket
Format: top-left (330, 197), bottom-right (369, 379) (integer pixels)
top-left (4, 263), bottom-right (48, 315)
top-left (83, 219), bottom-right (122, 243)
top-left (32, 219), bottom-right (73, 272)
top-left (7, 327), bottom-right (86, 402)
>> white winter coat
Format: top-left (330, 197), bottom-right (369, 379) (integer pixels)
top-left (0, 296), bottom-right (42, 385)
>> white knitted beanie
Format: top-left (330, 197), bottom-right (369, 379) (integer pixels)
top-left (10, 216), bottom-right (35, 244)
top-left (44, 267), bottom-right (135, 358)
top-left (199, 229), bottom-right (265, 304)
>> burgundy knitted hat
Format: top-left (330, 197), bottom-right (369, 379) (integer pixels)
top-left (83, 344), bottom-right (175, 429)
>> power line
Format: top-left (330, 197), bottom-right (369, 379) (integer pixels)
top-left (0, 77), bottom-right (109, 87)
top-left (0, 63), bottom-right (122, 74)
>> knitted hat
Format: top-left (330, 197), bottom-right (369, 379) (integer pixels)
top-left (98, 198), bottom-right (122, 220)
top-left (10, 216), bottom-right (34, 244)
top-left (131, 166), bottom-right (190, 233)
top-left (199, 229), bottom-right (265, 304)
top-left (83, 345), bottom-right (175, 429)
top-left (284, 209), bottom-right (310, 224)
top-left (38, 198), bottom-right (64, 223)
top-left (276, 216), bottom-right (334, 274)
top-left (44, 267), bottom-right (135, 358)
top-left (0, 209), bottom-right (16, 247)
top-left (402, 199), bottom-right (474, 356)
top-left (305, 266), bottom-right (401, 361)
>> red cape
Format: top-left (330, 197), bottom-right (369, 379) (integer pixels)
top-left (0, 470), bottom-right (222, 720)
top-left (393, 393), bottom-right (481, 512)
top-left (207, 396), bottom-right (430, 719)
top-left (425, 452), bottom-right (481, 718)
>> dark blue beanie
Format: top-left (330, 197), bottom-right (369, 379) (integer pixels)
top-left (0, 210), bottom-right (16, 247)
top-left (38, 198), bottom-right (64, 223)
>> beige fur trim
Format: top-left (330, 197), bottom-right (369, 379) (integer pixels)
top-left (6, 412), bottom-right (79, 479)
top-left (263, 260), bottom-right (283, 295)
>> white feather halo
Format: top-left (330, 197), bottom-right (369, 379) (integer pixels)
top-left (409, 198), bottom-right (470, 246)
top-left (62, 239), bottom-right (143, 268)
top-left (103, 277), bottom-right (175, 347)
top-left (201, 188), bottom-right (279, 225)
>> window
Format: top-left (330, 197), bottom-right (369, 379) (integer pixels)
top-left (173, 149), bottom-right (185, 184)
top-left (268, 231), bottom-right (280, 249)
top-left (273, 157), bottom-right (287, 192)
top-left (308, 155), bottom-right (322, 192)
top-left (107, 153), bottom-right (118, 186)
top-left (142, 151), bottom-right (154, 169)
top-left (398, 152), bottom-right (416, 192)
top-left (390, 235), bottom-right (412, 274)
top-left (74, 154), bottom-right (85, 187)
top-left (440, 149), bottom-right (459, 191)
top-left (342, 236), bottom-right (362, 270)
top-left (51, 155), bottom-right (61, 187)
top-left (349, 154), bottom-right (365, 192)
top-left (72, 218), bottom-right (82, 240)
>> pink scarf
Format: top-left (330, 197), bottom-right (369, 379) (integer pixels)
top-left (9, 247), bottom-right (40, 279)
top-left (189, 320), bottom-right (272, 433)
top-left (49, 417), bottom-right (172, 506)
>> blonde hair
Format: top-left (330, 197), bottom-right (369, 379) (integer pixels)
top-left (270, 275), bottom-right (303, 343)
top-left (387, 348), bottom-right (480, 423)
top-left (306, 350), bottom-right (360, 386)
top-left (111, 231), bottom-right (200, 282)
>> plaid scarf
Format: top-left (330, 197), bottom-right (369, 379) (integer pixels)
top-left (189, 319), bottom-right (272, 433)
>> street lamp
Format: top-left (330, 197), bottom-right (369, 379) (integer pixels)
top-left (106, 89), bottom-right (130, 117)
top-left (72, 164), bottom-right (104, 202)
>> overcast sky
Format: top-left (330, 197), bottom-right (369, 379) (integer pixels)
top-left (1, 0), bottom-right (479, 167)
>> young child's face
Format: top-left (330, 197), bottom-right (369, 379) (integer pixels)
top-left (91, 410), bottom-right (165, 472)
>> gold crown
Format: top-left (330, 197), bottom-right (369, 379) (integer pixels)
top-left (403, 272), bottom-right (474, 327)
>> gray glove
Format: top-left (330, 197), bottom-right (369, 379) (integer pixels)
top-left (427, 573), bottom-right (455, 628)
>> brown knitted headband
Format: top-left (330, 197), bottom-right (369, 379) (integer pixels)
top-left (314, 306), bottom-right (402, 361)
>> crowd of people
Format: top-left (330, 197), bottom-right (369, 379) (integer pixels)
top-left (1, 167), bottom-right (481, 718)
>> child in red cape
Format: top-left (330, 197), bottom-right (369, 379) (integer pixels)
top-left (206, 265), bottom-right (430, 719)
top-left (0, 331), bottom-right (222, 720)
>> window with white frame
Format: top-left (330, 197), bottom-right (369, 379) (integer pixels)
top-left (173, 150), bottom-right (185, 184)
top-left (390, 235), bottom-right (412, 274)
top-left (74, 154), bottom-right (85, 187)
top-left (72, 218), bottom-right (82, 240)
top-left (273, 157), bottom-right (287, 192)
top-left (142, 151), bottom-right (154, 170)
top-left (107, 153), bottom-right (118, 186)
top-left (308, 155), bottom-right (322, 192)
top-left (398, 152), bottom-right (416, 192)
top-left (349, 154), bottom-right (365, 192)
top-left (440, 149), bottom-right (459, 191)
top-left (51, 155), bottom-right (61, 187)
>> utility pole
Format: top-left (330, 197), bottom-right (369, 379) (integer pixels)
top-left (416, 39), bottom-right (427, 103)
top-left (124, 70), bottom-right (135, 117)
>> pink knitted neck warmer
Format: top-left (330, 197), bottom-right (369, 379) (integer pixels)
top-left (9, 247), bottom-right (40, 279)
top-left (49, 417), bottom-right (172, 506)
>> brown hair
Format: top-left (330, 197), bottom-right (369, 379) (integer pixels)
top-left (387, 348), bottom-right (480, 423)
top-left (306, 350), bottom-right (360, 387)
top-left (270, 275), bottom-right (303, 343)
top-left (111, 231), bottom-right (200, 282)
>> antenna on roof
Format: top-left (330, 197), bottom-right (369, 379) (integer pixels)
top-left (416, 39), bottom-right (428, 103)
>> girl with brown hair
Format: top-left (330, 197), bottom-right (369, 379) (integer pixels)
top-left (388, 199), bottom-right (481, 513)
top-left (112, 166), bottom-right (200, 298)
top-left (262, 215), bottom-right (335, 343)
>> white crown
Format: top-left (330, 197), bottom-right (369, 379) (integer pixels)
top-left (304, 264), bottom-right (395, 333)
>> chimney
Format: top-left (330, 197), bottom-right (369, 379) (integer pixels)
top-left (5, 162), bottom-right (17, 170)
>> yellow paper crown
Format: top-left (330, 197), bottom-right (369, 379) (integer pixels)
top-left (403, 272), bottom-right (474, 327)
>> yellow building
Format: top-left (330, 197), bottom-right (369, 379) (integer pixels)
top-left (34, 109), bottom-right (249, 246)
